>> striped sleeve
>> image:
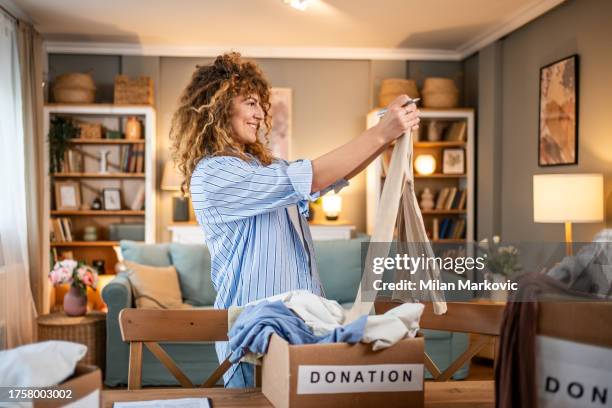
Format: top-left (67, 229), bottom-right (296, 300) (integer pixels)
top-left (191, 156), bottom-right (316, 223)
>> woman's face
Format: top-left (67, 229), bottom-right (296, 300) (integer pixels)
top-left (230, 94), bottom-right (264, 145)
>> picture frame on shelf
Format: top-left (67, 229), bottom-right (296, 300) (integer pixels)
top-left (538, 54), bottom-right (579, 166)
top-left (54, 181), bottom-right (81, 210)
top-left (102, 188), bottom-right (122, 210)
top-left (442, 148), bottom-right (465, 174)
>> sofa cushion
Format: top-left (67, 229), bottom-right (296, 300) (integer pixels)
top-left (124, 260), bottom-right (190, 309)
top-left (169, 244), bottom-right (216, 306)
top-left (314, 237), bottom-right (368, 304)
top-left (120, 241), bottom-right (172, 266)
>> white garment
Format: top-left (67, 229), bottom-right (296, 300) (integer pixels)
top-left (0, 341), bottom-right (87, 387)
top-left (238, 290), bottom-right (424, 350)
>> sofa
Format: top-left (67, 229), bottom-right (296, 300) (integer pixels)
top-left (103, 238), bottom-right (471, 386)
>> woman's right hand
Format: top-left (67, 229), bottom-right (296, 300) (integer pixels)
top-left (375, 94), bottom-right (420, 144)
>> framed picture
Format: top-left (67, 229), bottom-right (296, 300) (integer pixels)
top-left (267, 88), bottom-right (292, 160)
top-left (538, 54), bottom-right (579, 166)
top-left (103, 188), bottom-right (122, 210)
top-left (54, 181), bottom-right (81, 210)
top-left (442, 148), bottom-right (465, 175)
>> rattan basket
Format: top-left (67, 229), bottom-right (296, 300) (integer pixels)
top-left (53, 73), bottom-right (96, 104)
top-left (114, 75), bottom-right (154, 105)
top-left (76, 122), bottom-right (103, 139)
top-left (421, 77), bottom-right (459, 108)
top-left (37, 312), bottom-right (106, 370)
top-left (379, 78), bottom-right (419, 107)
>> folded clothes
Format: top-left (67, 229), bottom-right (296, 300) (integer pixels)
top-left (227, 300), bottom-right (367, 363)
top-left (227, 290), bottom-right (424, 362)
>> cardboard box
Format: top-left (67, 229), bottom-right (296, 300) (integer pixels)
top-left (262, 334), bottom-right (424, 408)
top-left (33, 364), bottom-right (101, 408)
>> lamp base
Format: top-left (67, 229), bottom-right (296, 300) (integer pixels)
top-left (172, 196), bottom-right (190, 222)
top-left (325, 215), bottom-right (339, 221)
top-left (565, 221), bottom-right (573, 257)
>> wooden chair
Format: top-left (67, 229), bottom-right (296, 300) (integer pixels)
top-left (118, 308), bottom-right (232, 390)
top-left (376, 300), bottom-right (505, 381)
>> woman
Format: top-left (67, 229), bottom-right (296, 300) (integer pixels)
top-left (170, 53), bottom-right (420, 388)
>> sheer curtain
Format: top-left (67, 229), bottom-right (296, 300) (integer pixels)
top-left (0, 9), bottom-right (37, 348)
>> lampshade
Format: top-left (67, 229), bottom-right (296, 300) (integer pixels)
top-left (160, 161), bottom-right (183, 191)
top-left (533, 174), bottom-right (604, 223)
top-left (322, 193), bottom-right (342, 220)
top-left (414, 154), bottom-right (436, 175)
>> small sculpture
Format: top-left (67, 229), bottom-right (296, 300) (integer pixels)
top-left (99, 149), bottom-right (110, 173)
top-left (420, 188), bottom-right (435, 210)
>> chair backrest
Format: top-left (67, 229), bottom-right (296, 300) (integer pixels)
top-left (118, 308), bottom-right (231, 389)
top-left (375, 300), bottom-right (505, 381)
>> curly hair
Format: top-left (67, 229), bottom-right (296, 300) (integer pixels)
top-left (170, 52), bottom-right (273, 193)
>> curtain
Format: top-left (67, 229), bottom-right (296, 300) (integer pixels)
top-left (17, 21), bottom-right (46, 316)
top-left (0, 9), bottom-right (37, 348)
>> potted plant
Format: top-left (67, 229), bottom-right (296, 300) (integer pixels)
top-left (49, 259), bottom-right (98, 316)
top-left (479, 236), bottom-right (522, 301)
top-left (48, 116), bottom-right (80, 173)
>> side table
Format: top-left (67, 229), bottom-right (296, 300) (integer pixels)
top-left (37, 312), bottom-right (106, 372)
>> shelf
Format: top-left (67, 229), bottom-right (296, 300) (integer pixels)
top-left (431, 239), bottom-right (466, 244)
top-left (69, 139), bottom-right (145, 145)
top-left (51, 210), bottom-right (145, 216)
top-left (421, 209), bottom-right (466, 215)
top-left (50, 241), bottom-right (121, 247)
top-left (414, 174), bottom-right (466, 179)
top-left (414, 141), bottom-right (466, 148)
top-left (53, 172), bottom-right (145, 179)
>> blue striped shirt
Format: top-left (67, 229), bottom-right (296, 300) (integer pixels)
top-left (190, 155), bottom-right (348, 380)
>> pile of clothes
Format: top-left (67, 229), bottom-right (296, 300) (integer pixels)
top-left (227, 290), bottom-right (424, 364)
top-left (496, 232), bottom-right (612, 408)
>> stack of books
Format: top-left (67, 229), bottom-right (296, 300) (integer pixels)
top-left (119, 145), bottom-right (145, 173)
top-left (432, 217), bottom-right (466, 240)
top-left (49, 217), bottom-right (73, 242)
top-left (434, 187), bottom-right (467, 210)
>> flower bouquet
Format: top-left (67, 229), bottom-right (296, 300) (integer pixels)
top-left (49, 259), bottom-right (99, 316)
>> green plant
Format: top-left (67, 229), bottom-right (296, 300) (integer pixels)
top-left (49, 116), bottom-right (80, 173)
top-left (479, 236), bottom-right (522, 277)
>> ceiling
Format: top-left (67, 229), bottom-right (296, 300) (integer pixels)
top-left (10, 0), bottom-right (566, 59)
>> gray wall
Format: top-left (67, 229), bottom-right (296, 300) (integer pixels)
top-left (157, 57), bottom-right (372, 240)
top-left (496, 0), bottom-right (612, 242)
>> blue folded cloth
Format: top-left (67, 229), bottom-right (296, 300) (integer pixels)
top-left (228, 300), bottom-right (367, 363)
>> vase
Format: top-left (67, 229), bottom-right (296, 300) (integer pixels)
top-left (64, 286), bottom-right (87, 316)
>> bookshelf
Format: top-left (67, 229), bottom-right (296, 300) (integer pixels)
top-left (366, 108), bottom-right (475, 244)
top-left (43, 104), bottom-right (156, 274)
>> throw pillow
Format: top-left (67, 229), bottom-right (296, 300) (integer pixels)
top-left (120, 241), bottom-right (172, 266)
top-left (169, 243), bottom-right (216, 306)
top-left (124, 260), bottom-right (191, 309)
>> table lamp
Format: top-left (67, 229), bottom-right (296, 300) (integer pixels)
top-left (322, 193), bottom-right (342, 221)
top-left (161, 161), bottom-right (190, 222)
top-left (533, 173), bottom-right (604, 256)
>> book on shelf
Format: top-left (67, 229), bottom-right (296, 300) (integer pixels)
top-left (445, 121), bottom-right (467, 142)
top-left (457, 189), bottom-right (467, 210)
top-left (444, 187), bottom-right (457, 210)
top-left (437, 217), bottom-right (466, 240)
top-left (50, 217), bottom-right (74, 243)
top-left (130, 184), bottom-right (146, 210)
top-left (435, 188), bottom-right (449, 209)
top-left (432, 217), bottom-right (440, 240)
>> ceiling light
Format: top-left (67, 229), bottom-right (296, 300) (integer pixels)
top-left (283, 0), bottom-right (311, 11)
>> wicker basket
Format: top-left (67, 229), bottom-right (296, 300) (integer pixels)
top-left (53, 73), bottom-right (96, 104)
top-left (114, 75), bottom-right (154, 105)
top-left (37, 312), bottom-right (106, 370)
top-left (421, 77), bottom-right (459, 108)
top-left (379, 78), bottom-right (419, 107)
top-left (77, 122), bottom-right (103, 139)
